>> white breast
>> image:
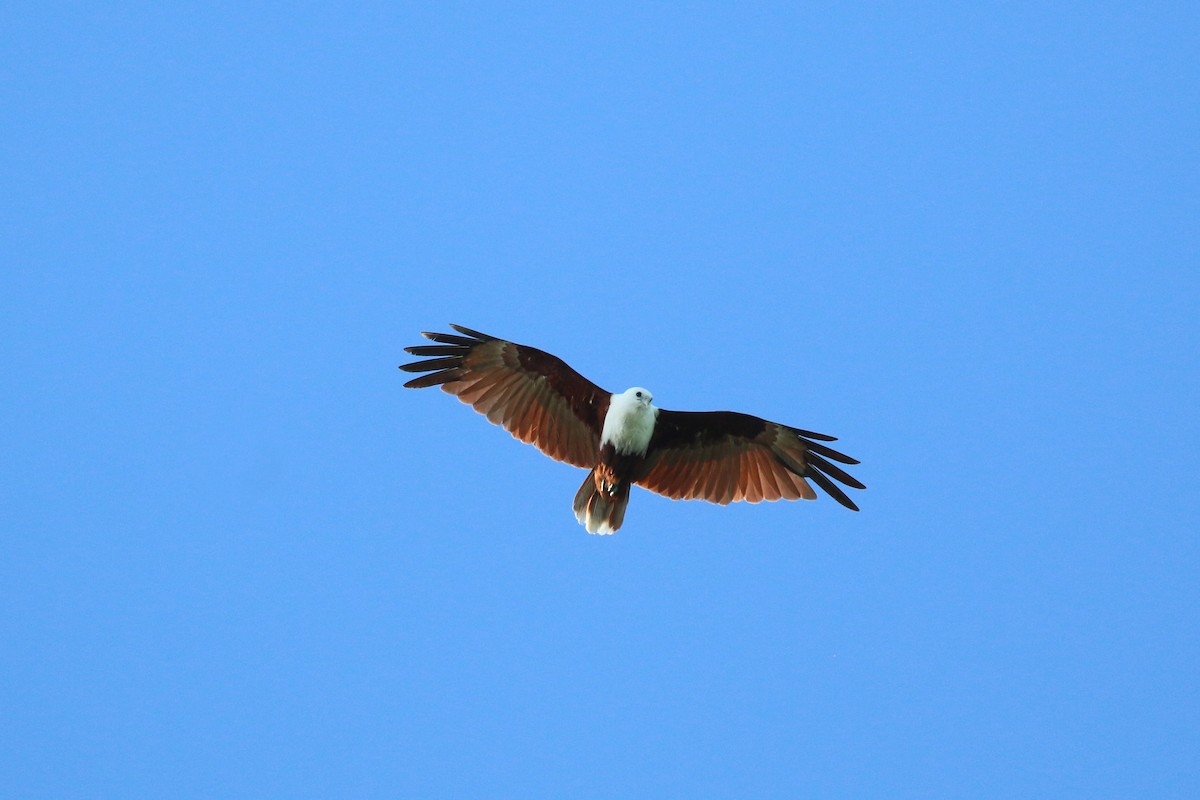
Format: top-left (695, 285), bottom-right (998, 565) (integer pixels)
top-left (600, 392), bottom-right (658, 455)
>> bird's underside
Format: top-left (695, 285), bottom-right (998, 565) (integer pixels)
top-left (401, 324), bottom-right (865, 534)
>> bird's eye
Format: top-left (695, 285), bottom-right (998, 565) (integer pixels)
top-left (636, 391), bottom-right (643, 398)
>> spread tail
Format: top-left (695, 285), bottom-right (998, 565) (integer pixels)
top-left (573, 470), bottom-right (630, 535)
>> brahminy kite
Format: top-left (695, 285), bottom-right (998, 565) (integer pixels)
top-left (400, 325), bottom-right (864, 534)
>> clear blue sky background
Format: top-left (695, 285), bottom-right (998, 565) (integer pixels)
top-left (3, 3), bottom-right (1197, 798)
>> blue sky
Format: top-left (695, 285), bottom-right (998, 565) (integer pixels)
top-left (3, 2), bottom-right (1198, 797)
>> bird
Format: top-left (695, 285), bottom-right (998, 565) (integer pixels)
top-left (400, 325), bottom-right (864, 534)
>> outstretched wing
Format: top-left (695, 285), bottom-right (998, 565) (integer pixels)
top-left (636, 410), bottom-right (864, 510)
top-left (400, 325), bottom-right (610, 469)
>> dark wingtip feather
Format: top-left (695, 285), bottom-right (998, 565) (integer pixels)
top-left (805, 439), bottom-right (861, 466)
top-left (421, 331), bottom-right (477, 345)
top-left (399, 355), bottom-right (461, 373)
top-left (807, 469), bottom-right (861, 511)
top-left (404, 329), bottom-right (486, 386)
top-left (807, 452), bottom-right (867, 490)
top-left (404, 344), bottom-right (467, 356)
top-left (448, 324), bottom-right (497, 341)
top-left (792, 427), bottom-right (838, 442)
top-left (403, 368), bottom-right (465, 389)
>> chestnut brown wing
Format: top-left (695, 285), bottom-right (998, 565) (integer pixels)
top-left (400, 325), bottom-right (609, 469)
top-left (636, 410), bottom-right (864, 510)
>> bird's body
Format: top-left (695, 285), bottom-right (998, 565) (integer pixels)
top-left (401, 325), bottom-right (864, 534)
top-left (579, 387), bottom-right (657, 533)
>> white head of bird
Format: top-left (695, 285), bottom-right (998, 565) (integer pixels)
top-left (600, 387), bottom-right (658, 455)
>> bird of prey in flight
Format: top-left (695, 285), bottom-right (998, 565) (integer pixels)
top-left (401, 325), bottom-right (864, 534)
